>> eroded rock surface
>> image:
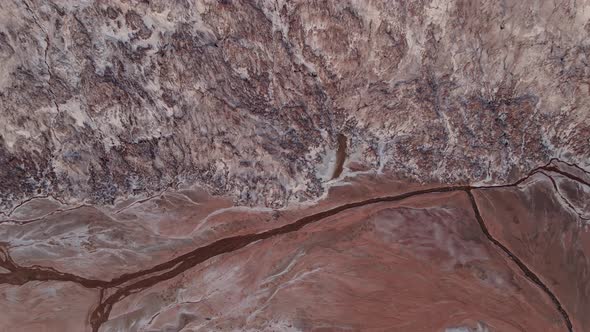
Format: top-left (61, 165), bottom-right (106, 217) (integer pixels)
top-left (1, 1), bottom-right (589, 332)
top-left (1, 0), bottom-right (590, 211)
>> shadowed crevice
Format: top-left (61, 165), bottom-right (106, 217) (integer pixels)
top-left (466, 190), bottom-right (573, 332)
top-left (331, 133), bottom-right (348, 179)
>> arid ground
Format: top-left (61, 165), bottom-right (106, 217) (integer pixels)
top-left (1, 1), bottom-right (590, 331)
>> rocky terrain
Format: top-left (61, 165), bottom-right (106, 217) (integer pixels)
top-left (0, 0), bottom-right (589, 331)
top-left (1, 0), bottom-right (589, 210)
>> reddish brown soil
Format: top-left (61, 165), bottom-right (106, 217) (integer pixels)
top-left (0, 159), bottom-right (587, 331)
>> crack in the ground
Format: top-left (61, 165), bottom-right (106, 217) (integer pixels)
top-left (0, 204), bottom-right (93, 226)
top-left (0, 194), bottom-right (68, 219)
top-left (1, 158), bottom-right (586, 331)
top-left (538, 171), bottom-right (590, 221)
top-left (330, 133), bottom-right (348, 179)
top-left (544, 165), bottom-right (590, 188)
top-left (22, 0), bottom-right (65, 150)
top-left (466, 190), bottom-right (573, 332)
top-left (0, 245), bottom-right (107, 288)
